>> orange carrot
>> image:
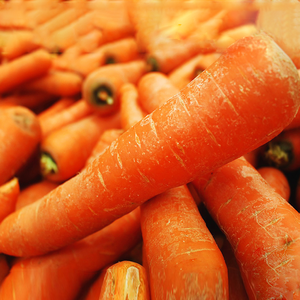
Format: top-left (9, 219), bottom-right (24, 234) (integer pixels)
top-left (242, 146), bottom-right (262, 168)
top-left (257, 166), bottom-right (291, 201)
top-left (18, 70), bottom-right (83, 97)
top-left (120, 83), bottom-right (145, 131)
top-left (168, 52), bottom-right (221, 90)
top-left (192, 157), bottom-right (300, 299)
top-left (37, 97), bottom-right (75, 120)
top-left (40, 98), bottom-right (94, 138)
top-left (82, 60), bottom-right (147, 116)
top-left (0, 33), bottom-right (299, 257)
top-left (137, 72), bottom-right (179, 114)
top-left (40, 113), bottom-right (121, 183)
top-left (0, 208), bottom-right (142, 300)
top-left (99, 260), bottom-right (150, 300)
top-left (0, 106), bottom-right (41, 186)
top-left (0, 49), bottom-right (52, 94)
top-left (15, 180), bottom-right (59, 211)
top-left (141, 185), bottom-right (228, 299)
top-left (0, 178), bottom-right (20, 223)
top-left (0, 254), bottom-right (9, 286)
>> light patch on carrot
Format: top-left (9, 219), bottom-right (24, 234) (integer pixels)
top-left (170, 148), bottom-right (185, 168)
top-left (237, 205), bottom-right (250, 215)
top-left (135, 132), bottom-right (141, 148)
top-left (149, 115), bottom-right (158, 138)
top-left (175, 141), bottom-right (185, 155)
top-left (117, 152), bottom-right (123, 169)
top-left (263, 217), bottom-right (282, 229)
top-left (88, 206), bottom-right (98, 216)
top-left (177, 94), bottom-right (191, 117)
top-left (124, 266), bottom-right (140, 300)
top-left (98, 171), bottom-right (108, 191)
top-left (137, 169), bottom-right (150, 183)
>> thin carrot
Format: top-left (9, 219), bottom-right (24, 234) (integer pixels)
top-left (0, 33), bottom-right (299, 257)
top-left (0, 106), bottom-right (41, 186)
top-left (40, 98), bottom-right (94, 138)
top-left (257, 166), bottom-right (291, 202)
top-left (82, 60), bottom-right (147, 116)
top-left (192, 156), bottom-right (300, 299)
top-left (99, 260), bottom-right (150, 300)
top-left (0, 208), bottom-right (142, 300)
top-left (120, 83), bottom-right (146, 131)
top-left (0, 178), bottom-right (20, 223)
top-left (40, 112), bottom-right (121, 183)
top-left (15, 180), bottom-right (59, 211)
top-left (137, 72), bottom-right (179, 114)
top-left (0, 49), bottom-right (52, 94)
top-left (141, 185), bottom-right (228, 299)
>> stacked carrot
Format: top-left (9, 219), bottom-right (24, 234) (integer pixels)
top-left (1, 1), bottom-right (300, 299)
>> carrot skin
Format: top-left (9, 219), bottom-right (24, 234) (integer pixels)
top-left (0, 33), bottom-right (299, 256)
top-left (192, 157), bottom-right (300, 299)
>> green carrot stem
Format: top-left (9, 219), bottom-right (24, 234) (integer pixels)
top-left (40, 152), bottom-right (58, 176)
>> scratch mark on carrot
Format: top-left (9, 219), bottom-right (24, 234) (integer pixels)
top-left (176, 140), bottom-right (185, 154)
top-left (177, 94), bottom-right (191, 116)
top-left (98, 171), bottom-right (108, 191)
top-left (117, 152), bottom-right (123, 169)
top-left (135, 132), bottom-right (141, 148)
top-left (137, 168), bottom-right (150, 183)
top-left (237, 205), bottom-right (250, 215)
top-left (170, 147), bottom-right (186, 168)
top-left (149, 115), bottom-right (158, 138)
top-left (264, 217), bottom-right (282, 228)
top-left (88, 206), bottom-right (98, 216)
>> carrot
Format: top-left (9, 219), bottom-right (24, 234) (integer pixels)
top-left (37, 97), bottom-right (75, 120)
top-left (137, 72), bottom-right (179, 114)
top-left (0, 178), bottom-right (20, 223)
top-left (0, 49), bottom-right (52, 94)
top-left (15, 180), bottom-right (59, 211)
top-left (168, 52), bottom-right (221, 90)
top-left (40, 112), bottom-right (121, 183)
top-left (82, 60), bottom-right (147, 116)
top-left (263, 127), bottom-right (300, 172)
top-left (141, 185), bottom-right (228, 299)
top-left (18, 70), bottom-right (83, 97)
top-left (0, 208), bottom-right (142, 300)
top-left (0, 5), bottom-right (27, 29)
top-left (0, 106), bottom-right (41, 186)
top-left (66, 37), bottom-right (140, 77)
top-left (99, 260), bottom-right (150, 300)
top-left (120, 83), bottom-right (145, 131)
top-left (0, 32), bottom-right (299, 256)
top-left (295, 177), bottom-right (300, 212)
top-left (40, 98), bottom-right (93, 138)
top-left (257, 166), bottom-right (291, 201)
top-left (0, 254), bottom-right (9, 286)
top-left (243, 147), bottom-right (261, 168)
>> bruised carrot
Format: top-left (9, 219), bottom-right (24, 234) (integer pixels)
top-left (168, 52), bottom-right (221, 90)
top-left (18, 70), bottom-right (83, 97)
top-left (0, 208), bottom-right (142, 300)
top-left (15, 180), bottom-right (59, 211)
top-left (0, 254), bottom-right (9, 286)
top-left (263, 127), bottom-right (300, 171)
top-left (99, 260), bottom-right (150, 300)
top-left (192, 156), bottom-right (300, 299)
top-left (0, 106), bottom-right (41, 186)
top-left (137, 72), bottom-right (179, 114)
top-left (0, 49), bottom-right (52, 94)
top-left (82, 60), bottom-right (147, 116)
top-left (0, 178), bottom-right (20, 223)
top-left (40, 113), bottom-right (121, 183)
top-left (141, 185), bottom-right (228, 299)
top-left (257, 166), bottom-right (291, 201)
top-left (40, 98), bottom-right (93, 138)
top-left (120, 83), bottom-right (145, 131)
top-left (0, 33), bottom-right (299, 257)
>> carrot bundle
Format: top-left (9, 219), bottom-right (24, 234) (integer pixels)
top-left (0, 33), bottom-right (299, 257)
top-left (192, 157), bottom-right (300, 299)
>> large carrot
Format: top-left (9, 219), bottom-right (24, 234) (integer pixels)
top-left (0, 49), bottom-right (52, 94)
top-left (0, 33), bottom-right (299, 257)
top-left (82, 60), bottom-right (147, 116)
top-left (141, 185), bottom-right (228, 299)
top-left (0, 208), bottom-right (142, 300)
top-left (192, 157), bottom-right (300, 299)
top-left (0, 106), bottom-right (41, 186)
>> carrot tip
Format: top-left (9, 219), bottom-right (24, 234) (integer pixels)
top-left (264, 141), bottom-right (293, 169)
top-left (40, 152), bottom-right (58, 177)
top-left (146, 56), bottom-right (159, 72)
top-left (92, 85), bottom-right (115, 107)
top-left (105, 56), bottom-right (116, 65)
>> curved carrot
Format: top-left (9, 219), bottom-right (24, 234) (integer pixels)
top-left (40, 98), bottom-right (93, 138)
top-left (0, 49), bottom-right (52, 94)
top-left (0, 178), bottom-right (20, 223)
top-left (82, 60), bottom-right (147, 116)
top-left (141, 185), bottom-right (228, 299)
top-left (99, 260), bottom-right (150, 300)
top-left (0, 106), bottom-right (41, 186)
top-left (137, 72), bottom-right (179, 114)
top-left (0, 33), bottom-right (299, 257)
top-left (257, 166), bottom-right (291, 202)
top-left (0, 208), bottom-right (141, 300)
top-left (40, 113), bottom-right (121, 183)
top-left (192, 157), bottom-right (300, 299)
top-left (120, 83), bottom-right (145, 131)
top-left (15, 180), bottom-right (59, 211)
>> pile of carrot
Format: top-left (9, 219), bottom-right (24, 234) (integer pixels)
top-left (1, 1), bottom-right (300, 299)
